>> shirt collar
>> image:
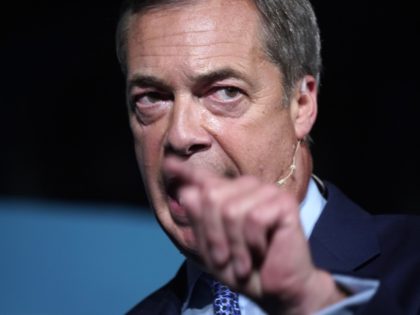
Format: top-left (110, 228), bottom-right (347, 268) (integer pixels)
top-left (300, 177), bottom-right (327, 238)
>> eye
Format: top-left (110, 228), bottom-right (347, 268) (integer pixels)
top-left (132, 92), bottom-right (172, 108)
top-left (210, 87), bottom-right (243, 102)
top-left (129, 91), bottom-right (173, 125)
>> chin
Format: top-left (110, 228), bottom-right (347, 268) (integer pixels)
top-left (177, 226), bottom-right (199, 255)
top-left (171, 235), bottom-right (203, 264)
top-left (157, 216), bottom-right (200, 257)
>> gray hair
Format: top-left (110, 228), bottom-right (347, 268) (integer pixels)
top-left (115, 0), bottom-right (322, 103)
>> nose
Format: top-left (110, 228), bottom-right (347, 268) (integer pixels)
top-left (164, 99), bottom-right (212, 157)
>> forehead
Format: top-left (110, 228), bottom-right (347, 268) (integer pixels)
top-left (125, 0), bottom-right (268, 79)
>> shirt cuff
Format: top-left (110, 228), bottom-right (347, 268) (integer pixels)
top-left (314, 274), bottom-right (380, 315)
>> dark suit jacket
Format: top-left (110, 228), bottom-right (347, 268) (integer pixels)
top-left (127, 183), bottom-right (420, 314)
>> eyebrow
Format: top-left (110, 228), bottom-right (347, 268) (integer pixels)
top-left (127, 75), bottom-right (172, 93)
top-left (189, 68), bottom-right (252, 88)
top-left (127, 67), bottom-right (252, 93)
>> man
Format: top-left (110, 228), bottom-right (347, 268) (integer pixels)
top-left (116, 0), bottom-right (420, 314)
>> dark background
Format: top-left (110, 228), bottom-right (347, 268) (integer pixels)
top-left (1, 1), bottom-right (419, 214)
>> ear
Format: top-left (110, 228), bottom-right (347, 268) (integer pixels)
top-left (290, 75), bottom-right (318, 139)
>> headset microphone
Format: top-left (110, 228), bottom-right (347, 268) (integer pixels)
top-left (276, 79), bottom-right (306, 186)
top-left (276, 140), bottom-right (302, 186)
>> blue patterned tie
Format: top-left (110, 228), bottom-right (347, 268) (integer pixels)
top-left (211, 280), bottom-right (241, 315)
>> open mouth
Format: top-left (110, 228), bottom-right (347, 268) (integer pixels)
top-left (164, 175), bottom-right (185, 201)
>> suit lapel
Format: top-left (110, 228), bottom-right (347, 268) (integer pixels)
top-left (159, 262), bottom-right (187, 315)
top-left (126, 262), bottom-right (187, 315)
top-left (309, 183), bottom-right (381, 273)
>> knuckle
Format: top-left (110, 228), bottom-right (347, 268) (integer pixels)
top-left (222, 202), bottom-right (238, 225)
top-left (246, 209), bottom-right (265, 228)
top-left (202, 185), bottom-right (218, 205)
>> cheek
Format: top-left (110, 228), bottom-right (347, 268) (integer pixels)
top-left (132, 122), bottom-right (165, 172)
top-left (213, 111), bottom-right (294, 177)
top-left (136, 136), bottom-right (160, 168)
top-left (130, 131), bottom-right (166, 209)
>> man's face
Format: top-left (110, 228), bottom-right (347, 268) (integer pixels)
top-left (126, 0), bottom-right (302, 254)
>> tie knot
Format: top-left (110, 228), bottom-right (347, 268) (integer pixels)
top-left (212, 280), bottom-right (237, 299)
top-left (210, 279), bottom-right (241, 315)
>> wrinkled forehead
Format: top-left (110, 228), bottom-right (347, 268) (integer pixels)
top-left (125, 0), bottom-right (268, 79)
top-left (130, 0), bottom-right (257, 33)
top-left (128, 0), bottom-right (266, 56)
